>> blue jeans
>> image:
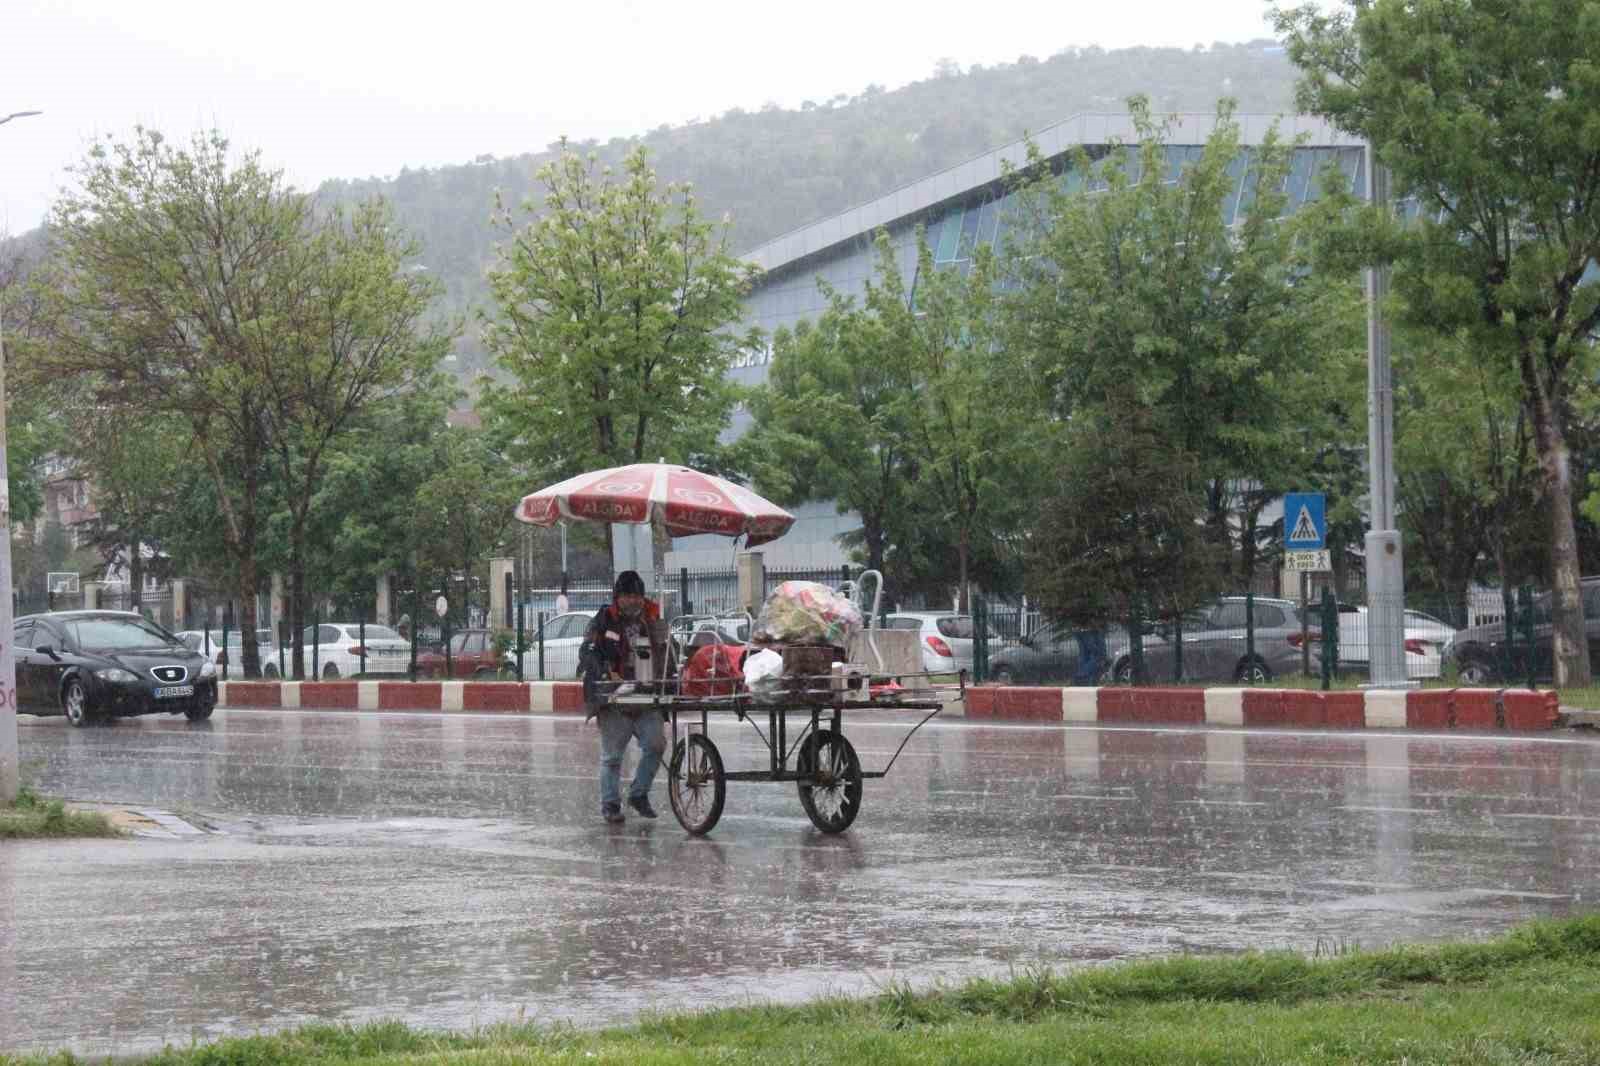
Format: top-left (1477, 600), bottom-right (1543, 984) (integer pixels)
top-left (598, 709), bottom-right (666, 810)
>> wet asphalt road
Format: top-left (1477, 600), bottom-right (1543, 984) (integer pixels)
top-left (3, 708), bottom-right (1599, 1058)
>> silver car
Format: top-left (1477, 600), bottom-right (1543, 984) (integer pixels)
top-left (1110, 597), bottom-right (1307, 684)
top-left (883, 613), bottom-right (998, 674)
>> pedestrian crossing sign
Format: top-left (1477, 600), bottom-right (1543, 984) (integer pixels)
top-left (1283, 492), bottom-right (1326, 550)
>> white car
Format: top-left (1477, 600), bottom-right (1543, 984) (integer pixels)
top-left (1336, 606), bottom-right (1457, 680)
top-left (176, 629), bottom-right (279, 678)
top-left (302, 622), bottom-right (411, 678)
top-left (527, 611), bottom-right (594, 679)
top-left (882, 612), bottom-right (997, 675)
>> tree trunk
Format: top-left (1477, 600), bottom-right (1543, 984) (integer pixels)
top-left (1526, 382), bottom-right (1591, 686)
top-left (128, 535), bottom-right (143, 611)
top-left (863, 515), bottom-right (885, 575)
top-left (957, 527), bottom-right (970, 613)
top-left (237, 553), bottom-right (261, 679)
top-left (291, 558), bottom-right (307, 681)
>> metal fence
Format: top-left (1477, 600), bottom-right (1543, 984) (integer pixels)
top-left (15, 560), bottom-right (1554, 690)
top-left (970, 589), bottom-right (1545, 689)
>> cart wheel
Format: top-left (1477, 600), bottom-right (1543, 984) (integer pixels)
top-left (668, 733), bottom-right (726, 836)
top-left (797, 730), bottom-right (862, 834)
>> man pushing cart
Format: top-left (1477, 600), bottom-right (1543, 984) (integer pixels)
top-left (515, 462), bottom-right (959, 836)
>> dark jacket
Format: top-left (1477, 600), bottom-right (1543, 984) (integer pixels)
top-left (580, 600), bottom-right (663, 707)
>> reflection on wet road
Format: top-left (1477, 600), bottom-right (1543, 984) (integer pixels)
top-left (3, 709), bottom-right (1598, 1056)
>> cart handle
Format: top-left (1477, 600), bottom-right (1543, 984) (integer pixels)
top-left (871, 706), bottom-right (943, 777)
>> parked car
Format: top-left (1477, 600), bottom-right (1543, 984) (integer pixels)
top-left (671, 615), bottom-right (751, 650)
top-left (175, 629), bottom-right (279, 678)
top-left (525, 611), bottom-right (594, 679)
top-left (415, 628), bottom-right (513, 678)
top-left (14, 610), bottom-right (217, 726)
top-left (1447, 578), bottom-right (1600, 685)
top-left (1334, 605), bottom-right (1455, 680)
top-left (301, 622), bottom-right (412, 678)
top-left (1110, 597), bottom-right (1307, 684)
top-left (989, 622), bottom-right (1141, 685)
top-left (882, 613), bottom-right (999, 675)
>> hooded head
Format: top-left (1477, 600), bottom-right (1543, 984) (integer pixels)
top-left (613, 570), bottom-right (647, 620)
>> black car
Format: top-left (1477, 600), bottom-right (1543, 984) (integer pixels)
top-left (1448, 577), bottom-right (1600, 685)
top-left (14, 611), bottom-right (218, 726)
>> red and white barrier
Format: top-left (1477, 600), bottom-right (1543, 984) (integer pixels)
top-left (215, 679), bottom-right (1563, 732)
top-left (218, 679), bottom-right (589, 714)
top-left (963, 685), bottom-right (1561, 731)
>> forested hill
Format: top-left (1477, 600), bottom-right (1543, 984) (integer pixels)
top-left (316, 40), bottom-right (1300, 376)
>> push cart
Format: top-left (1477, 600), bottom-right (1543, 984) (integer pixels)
top-left (605, 667), bottom-right (957, 835)
top-left (513, 461), bottom-right (956, 834)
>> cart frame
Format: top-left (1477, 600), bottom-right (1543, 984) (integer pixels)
top-left (603, 675), bottom-right (953, 835)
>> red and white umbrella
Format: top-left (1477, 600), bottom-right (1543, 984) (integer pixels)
top-left (515, 463), bottom-right (796, 548)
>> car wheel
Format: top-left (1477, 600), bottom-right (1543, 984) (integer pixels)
top-left (61, 677), bottom-right (93, 727)
top-left (185, 700), bottom-right (215, 722)
top-left (1235, 658), bottom-right (1272, 684)
top-left (993, 666), bottom-right (1015, 686)
top-left (1457, 655), bottom-right (1498, 686)
top-left (322, 663), bottom-right (340, 679)
top-left (263, 663), bottom-right (279, 679)
top-left (1112, 657), bottom-right (1133, 685)
top-left (473, 667), bottom-right (496, 680)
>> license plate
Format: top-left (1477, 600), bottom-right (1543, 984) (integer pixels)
top-left (155, 685), bottom-right (195, 699)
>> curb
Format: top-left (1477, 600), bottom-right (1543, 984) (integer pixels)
top-left (213, 680), bottom-right (1564, 733)
top-left (964, 685), bottom-right (1562, 731)
top-left (219, 679), bottom-right (589, 715)
top-left (216, 680), bottom-right (960, 718)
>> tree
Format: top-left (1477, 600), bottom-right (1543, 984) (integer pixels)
top-left (254, 200), bottom-right (453, 679)
top-left (1277, 0), bottom-right (1600, 684)
top-left (1027, 400), bottom-right (1228, 629)
top-left (300, 376), bottom-right (459, 610)
top-left (1007, 98), bottom-right (1354, 596)
top-left (67, 409), bottom-right (188, 607)
top-left (36, 128), bottom-right (447, 676)
top-left (408, 428), bottom-right (522, 628)
top-left (1393, 326), bottom-right (1544, 622)
top-left (1, 233), bottom-right (67, 528)
top-left (480, 142), bottom-right (758, 572)
top-left (888, 233), bottom-right (1031, 610)
top-left (740, 229), bottom-right (1032, 607)
top-left (37, 129), bottom-right (290, 673)
top-left (738, 238), bottom-right (919, 576)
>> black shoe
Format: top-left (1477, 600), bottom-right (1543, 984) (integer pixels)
top-left (601, 803), bottom-right (625, 824)
top-left (627, 794), bottom-right (658, 819)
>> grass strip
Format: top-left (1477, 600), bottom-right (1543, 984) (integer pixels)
top-left (7, 915), bottom-right (1599, 1065)
top-left (0, 786), bottom-right (120, 840)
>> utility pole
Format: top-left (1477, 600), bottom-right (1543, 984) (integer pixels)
top-left (1, 108), bottom-right (44, 803)
top-left (1364, 143), bottom-right (1412, 688)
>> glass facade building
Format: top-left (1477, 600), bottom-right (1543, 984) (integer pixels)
top-left (655, 113), bottom-right (1370, 571)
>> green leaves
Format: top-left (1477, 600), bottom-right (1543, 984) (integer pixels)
top-left (33, 127), bottom-right (453, 669)
top-left (1279, 0), bottom-right (1600, 682)
top-left (481, 142), bottom-right (757, 487)
top-left (1008, 100), bottom-right (1363, 617)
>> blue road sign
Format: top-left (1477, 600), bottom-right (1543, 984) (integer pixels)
top-left (1283, 492), bottom-right (1327, 551)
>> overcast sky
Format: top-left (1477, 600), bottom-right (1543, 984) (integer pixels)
top-left (2, 0), bottom-right (1287, 233)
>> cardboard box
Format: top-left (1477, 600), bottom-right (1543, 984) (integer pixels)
top-left (845, 628), bottom-right (923, 677)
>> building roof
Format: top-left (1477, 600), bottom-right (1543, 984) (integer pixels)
top-left (743, 112), bottom-right (1365, 277)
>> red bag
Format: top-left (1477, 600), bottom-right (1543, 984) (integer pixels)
top-left (681, 643), bottom-right (747, 697)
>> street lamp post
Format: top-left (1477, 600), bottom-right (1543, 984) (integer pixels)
top-left (1, 108), bottom-right (42, 803)
top-left (1364, 143), bottom-right (1412, 688)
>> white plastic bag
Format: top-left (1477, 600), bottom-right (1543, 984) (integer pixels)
top-left (742, 648), bottom-right (785, 702)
